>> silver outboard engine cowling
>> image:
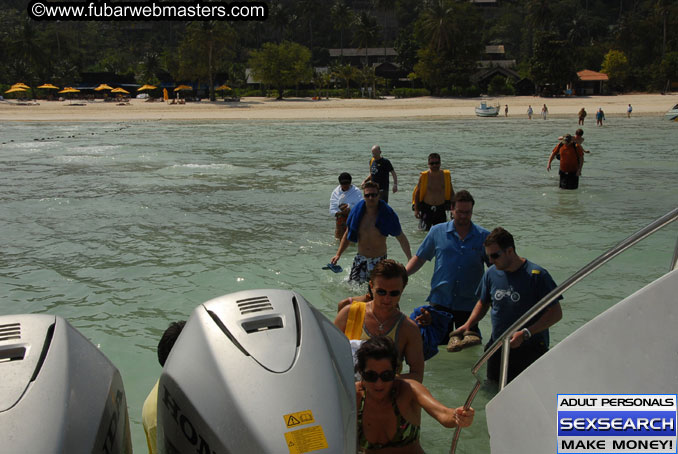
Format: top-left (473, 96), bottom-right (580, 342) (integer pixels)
top-left (158, 289), bottom-right (356, 454)
top-left (0, 314), bottom-right (132, 454)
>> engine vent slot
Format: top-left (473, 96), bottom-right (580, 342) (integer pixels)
top-left (237, 296), bottom-right (274, 315)
top-left (0, 323), bottom-right (21, 342)
top-left (0, 346), bottom-right (26, 363)
top-left (242, 317), bottom-right (283, 334)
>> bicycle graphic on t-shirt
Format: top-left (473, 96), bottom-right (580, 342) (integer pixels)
top-left (494, 286), bottom-right (520, 302)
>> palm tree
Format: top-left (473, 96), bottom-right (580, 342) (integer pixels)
top-left (179, 21), bottom-right (236, 101)
top-left (656, 0), bottom-right (669, 58)
top-left (140, 52), bottom-right (161, 84)
top-left (373, 0), bottom-right (396, 59)
top-left (8, 16), bottom-right (45, 89)
top-left (526, 0), bottom-right (554, 32)
top-left (360, 66), bottom-right (378, 98)
top-left (332, 64), bottom-right (358, 98)
top-left (331, 1), bottom-right (356, 64)
top-left (267, 0), bottom-right (290, 43)
top-left (353, 12), bottom-right (380, 68)
top-left (418, 0), bottom-right (455, 53)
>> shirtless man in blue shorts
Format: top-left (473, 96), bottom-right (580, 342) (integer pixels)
top-left (330, 181), bottom-right (412, 284)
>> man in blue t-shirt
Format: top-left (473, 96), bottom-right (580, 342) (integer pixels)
top-left (455, 227), bottom-right (563, 383)
top-left (363, 144), bottom-right (397, 203)
top-left (406, 190), bottom-right (489, 346)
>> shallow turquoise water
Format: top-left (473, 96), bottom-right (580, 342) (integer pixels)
top-left (1, 116), bottom-right (676, 453)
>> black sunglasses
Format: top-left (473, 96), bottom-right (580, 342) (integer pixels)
top-left (362, 369), bottom-right (395, 383)
top-left (428, 161), bottom-right (441, 165)
top-left (339, 180), bottom-right (351, 185)
top-left (375, 288), bottom-right (401, 297)
top-left (364, 193), bottom-right (379, 199)
top-left (489, 250), bottom-right (504, 260)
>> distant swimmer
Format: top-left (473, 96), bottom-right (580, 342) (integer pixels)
top-left (578, 107), bottom-right (587, 125)
top-left (329, 172), bottom-right (363, 240)
top-left (412, 153), bottom-right (454, 231)
top-left (574, 128), bottom-right (590, 153)
top-left (627, 104), bottom-right (633, 118)
top-left (541, 104), bottom-right (548, 120)
top-left (547, 134), bottom-right (585, 190)
top-left (363, 145), bottom-right (397, 203)
top-left (596, 108), bottom-right (605, 126)
top-left (557, 129), bottom-right (590, 154)
top-left (504, 104), bottom-right (509, 117)
top-left (330, 181), bottom-right (411, 285)
top-left (527, 105), bottom-right (533, 120)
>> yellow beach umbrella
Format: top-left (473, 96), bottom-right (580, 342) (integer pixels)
top-left (111, 87), bottom-right (130, 94)
top-left (94, 84), bottom-right (114, 91)
top-left (5, 87), bottom-right (27, 94)
top-left (58, 87), bottom-right (80, 104)
top-left (174, 85), bottom-right (192, 92)
top-left (138, 84), bottom-right (157, 91)
top-left (37, 83), bottom-right (59, 89)
top-left (216, 84), bottom-right (231, 91)
top-left (12, 83), bottom-right (30, 89)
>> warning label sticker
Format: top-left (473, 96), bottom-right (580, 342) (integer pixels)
top-left (285, 425), bottom-right (329, 454)
top-left (284, 410), bottom-right (315, 428)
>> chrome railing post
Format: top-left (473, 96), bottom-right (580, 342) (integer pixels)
top-left (498, 337), bottom-right (511, 391)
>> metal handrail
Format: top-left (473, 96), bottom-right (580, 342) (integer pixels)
top-left (450, 206), bottom-right (678, 453)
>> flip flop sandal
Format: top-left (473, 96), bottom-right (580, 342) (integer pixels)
top-left (446, 333), bottom-right (464, 352)
top-left (459, 331), bottom-right (482, 349)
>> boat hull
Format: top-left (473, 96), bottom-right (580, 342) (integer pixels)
top-left (485, 269), bottom-right (678, 454)
top-left (475, 108), bottom-right (499, 117)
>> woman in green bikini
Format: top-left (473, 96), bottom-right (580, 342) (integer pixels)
top-left (355, 336), bottom-right (474, 453)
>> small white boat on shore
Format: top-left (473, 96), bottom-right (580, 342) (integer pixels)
top-left (665, 103), bottom-right (678, 121)
top-left (475, 101), bottom-right (500, 117)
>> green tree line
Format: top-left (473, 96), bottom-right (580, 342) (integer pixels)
top-left (1, 0), bottom-right (676, 98)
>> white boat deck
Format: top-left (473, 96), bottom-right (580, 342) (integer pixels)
top-left (485, 268), bottom-right (678, 453)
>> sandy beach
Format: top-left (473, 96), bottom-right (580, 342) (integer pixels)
top-left (0, 93), bottom-right (675, 122)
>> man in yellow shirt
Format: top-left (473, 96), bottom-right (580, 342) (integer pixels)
top-left (142, 321), bottom-right (186, 454)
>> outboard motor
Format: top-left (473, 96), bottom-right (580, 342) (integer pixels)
top-left (0, 314), bottom-right (132, 454)
top-left (158, 289), bottom-right (356, 454)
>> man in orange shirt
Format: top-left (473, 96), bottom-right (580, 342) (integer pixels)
top-left (546, 134), bottom-right (584, 190)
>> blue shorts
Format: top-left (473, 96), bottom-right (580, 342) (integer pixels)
top-left (349, 254), bottom-right (386, 284)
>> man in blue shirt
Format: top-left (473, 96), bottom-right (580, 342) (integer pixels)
top-left (406, 190), bottom-right (489, 346)
top-left (455, 227), bottom-right (563, 383)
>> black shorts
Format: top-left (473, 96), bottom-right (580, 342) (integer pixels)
top-left (559, 171), bottom-right (579, 190)
top-left (417, 202), bottom-right (447, 230)
top-left (486, 338), bottom-right (548, 383)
